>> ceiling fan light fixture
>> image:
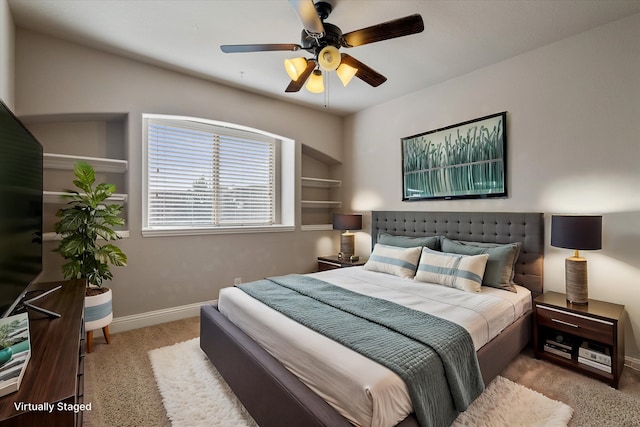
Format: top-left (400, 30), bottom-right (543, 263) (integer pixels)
top-left (336, 63), bottom-right (358, 87)
top-left (284, 57), bottom-right (308, 81)
top-left (306, 70), bottom-right (324, 93)
top-left (318, 45), bottom-right (341, 71)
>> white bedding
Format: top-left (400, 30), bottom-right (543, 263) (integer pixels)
top-left (217, 267), bottom-right (531, 427)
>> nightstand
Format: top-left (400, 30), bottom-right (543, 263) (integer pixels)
top-left (317, 255), bottom-right (368, 271)
top-left (533, 291), bottom-right (625, 388)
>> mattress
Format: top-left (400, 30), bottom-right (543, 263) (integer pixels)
top-left (217, 267), bottom-right (531, 427)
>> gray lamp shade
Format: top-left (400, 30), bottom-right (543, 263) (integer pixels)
top-left (551, 215), bottom-right (602, 250)
top-left (332, 214), bottom-right (362, 231)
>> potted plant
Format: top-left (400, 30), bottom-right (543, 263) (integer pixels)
top-left (53, 161), bottom-right (127, 352)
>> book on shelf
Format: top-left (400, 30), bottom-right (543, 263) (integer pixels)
top-left (0, 312), bottom-right (31, 398)
top-left (579, 341), bottom-right (611, 366)
top-left (578, 356), bottom-right (612, 373)
top-left (543, 342), bottom-right (572, 359)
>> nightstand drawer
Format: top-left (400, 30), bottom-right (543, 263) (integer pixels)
top-left (536, 304), bottom-right (615, 345)
top-left (317, 260), bottom-right (342, 271)
top-left (317, 256), bottom-right (368, 272)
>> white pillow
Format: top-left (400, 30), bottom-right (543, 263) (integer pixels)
top-left (363, 244), bottom-right (421, 279)
top-left (415, 247), bottom-right (489, 292)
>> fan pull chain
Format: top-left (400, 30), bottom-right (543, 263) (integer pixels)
top-left (323, 72), bottom-right (329, 108)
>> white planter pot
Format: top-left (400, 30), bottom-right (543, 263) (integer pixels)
top-left (85, 288), bottom-right (113, 332)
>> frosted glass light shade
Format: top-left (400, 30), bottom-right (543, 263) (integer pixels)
top-left (306, 70), bottom-right (324, 93)
top-left (318, 46), bottom-right (341, 71)
top-left (284, 57), bottom-right (308, 81)
top-left (336, 63), bottom-right (357, 87)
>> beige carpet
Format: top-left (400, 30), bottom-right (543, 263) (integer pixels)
top-left (83, 316), bottom-right (640, 427)
top-left (83, 317), bottom-right (200, 427)
top-left (502, 350), bottom-right (640, 427)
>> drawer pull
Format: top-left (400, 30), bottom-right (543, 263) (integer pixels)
top-left (551, 318), bottom-right (579, 328)
top-left (323, 262), bottom-right (341, 267)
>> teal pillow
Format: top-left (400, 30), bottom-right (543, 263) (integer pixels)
top-left (377, 232), bottom-right (441, 250)
top-left (441, 238), bottom-right (521, 292)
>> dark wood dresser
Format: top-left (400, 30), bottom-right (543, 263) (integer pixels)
top-left (0, 279), bottom-right (86, 426)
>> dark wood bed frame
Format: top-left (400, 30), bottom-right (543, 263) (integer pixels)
top-left (201, 211), bottom-right (544, 427)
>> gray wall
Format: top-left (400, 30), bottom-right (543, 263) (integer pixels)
top-left (15, 29), bottom-right (342, 317)
top-left (343, 14), bottom-right (640, 358)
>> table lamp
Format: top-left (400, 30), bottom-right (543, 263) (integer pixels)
top-left (551, 215), bottom-right (602, 305)
top-left (332, 213), bottom-right (362, 258)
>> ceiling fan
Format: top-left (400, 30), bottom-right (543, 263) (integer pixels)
top-left (220, 0), bottom-right (424, 93)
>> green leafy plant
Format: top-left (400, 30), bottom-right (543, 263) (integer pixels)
top-left (53, 161), bottom-right (127, 289)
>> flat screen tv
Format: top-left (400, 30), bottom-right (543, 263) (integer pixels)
top-left (0, 99), bottom-right (43, 318)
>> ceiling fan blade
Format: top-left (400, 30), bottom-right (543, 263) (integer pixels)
top-left (220, 44), bottom-right (302, 53)
top-left (289, 0), bottom-right (325, 35)
top-left (285, 59), bottom-right (317, 92)
top-left (342, 14), bottom-right (424, 47)
top-left (340, 54), bottom-right (387, 87)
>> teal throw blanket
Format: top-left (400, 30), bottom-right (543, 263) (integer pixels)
top-left (237, 274), bottom-right (484, 427)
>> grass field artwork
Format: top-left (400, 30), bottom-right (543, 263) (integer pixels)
top-left (402, 112), bottom-right (507, 201)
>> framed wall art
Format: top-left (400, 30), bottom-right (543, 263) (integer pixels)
top-left (402, 111), bottom-right (507, 201)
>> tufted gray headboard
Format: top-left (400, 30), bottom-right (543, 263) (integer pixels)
top-left (371, 211), bottom-right (544, 297)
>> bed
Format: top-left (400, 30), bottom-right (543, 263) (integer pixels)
top-left (200, 211), bottom-right (544, 427)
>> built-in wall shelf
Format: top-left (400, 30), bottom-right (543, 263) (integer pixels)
top-left (44, 153), bottom-right (128, 173)
top-left (43, 191), bottom-right (128, 204)
top-left (23, 115), bottom-right (130, 238)
top-left (300, 144), bottom-right (343, 230)
top-left (301, 177), bottom-right (341, 188)
top-left (301, 200), bottom-right (342, 208)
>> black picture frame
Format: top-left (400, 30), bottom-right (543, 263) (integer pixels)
top-left (401, 112), bottom-right (507, 201)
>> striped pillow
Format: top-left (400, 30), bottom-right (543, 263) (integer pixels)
top-left (441, 238), bottom-right (521, 292)
top-left (363, 244), bottom-right (421, 278)
top-left (415, 247), bottom-right (489, 292)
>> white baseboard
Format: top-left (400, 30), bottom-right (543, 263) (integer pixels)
top-left (626, 355), bottom-right (640, 371)
top-left (103, 299), bottom-right (217, 336)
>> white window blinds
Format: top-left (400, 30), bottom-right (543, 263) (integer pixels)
top-left (146, 117), bottom-right (276, 228)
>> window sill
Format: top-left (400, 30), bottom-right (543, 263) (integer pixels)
top-left (142, 225), bottom-right (295, 237)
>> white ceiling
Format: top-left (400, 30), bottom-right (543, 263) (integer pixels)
top-left (8, 0), bottom-right (640, 116)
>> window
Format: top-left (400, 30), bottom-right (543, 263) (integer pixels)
top-left (143, 115), bottom-right (294, 236)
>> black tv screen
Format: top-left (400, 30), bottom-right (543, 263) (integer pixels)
top-left (0, 99), bottom-right (43, 317)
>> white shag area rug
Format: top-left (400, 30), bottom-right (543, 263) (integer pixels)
top-left (149, 338), bottom-right (257, 427)
top-left (451, 375), bottom-right (573, 427)
top-left (150, 338), bottom-right (573, 427)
